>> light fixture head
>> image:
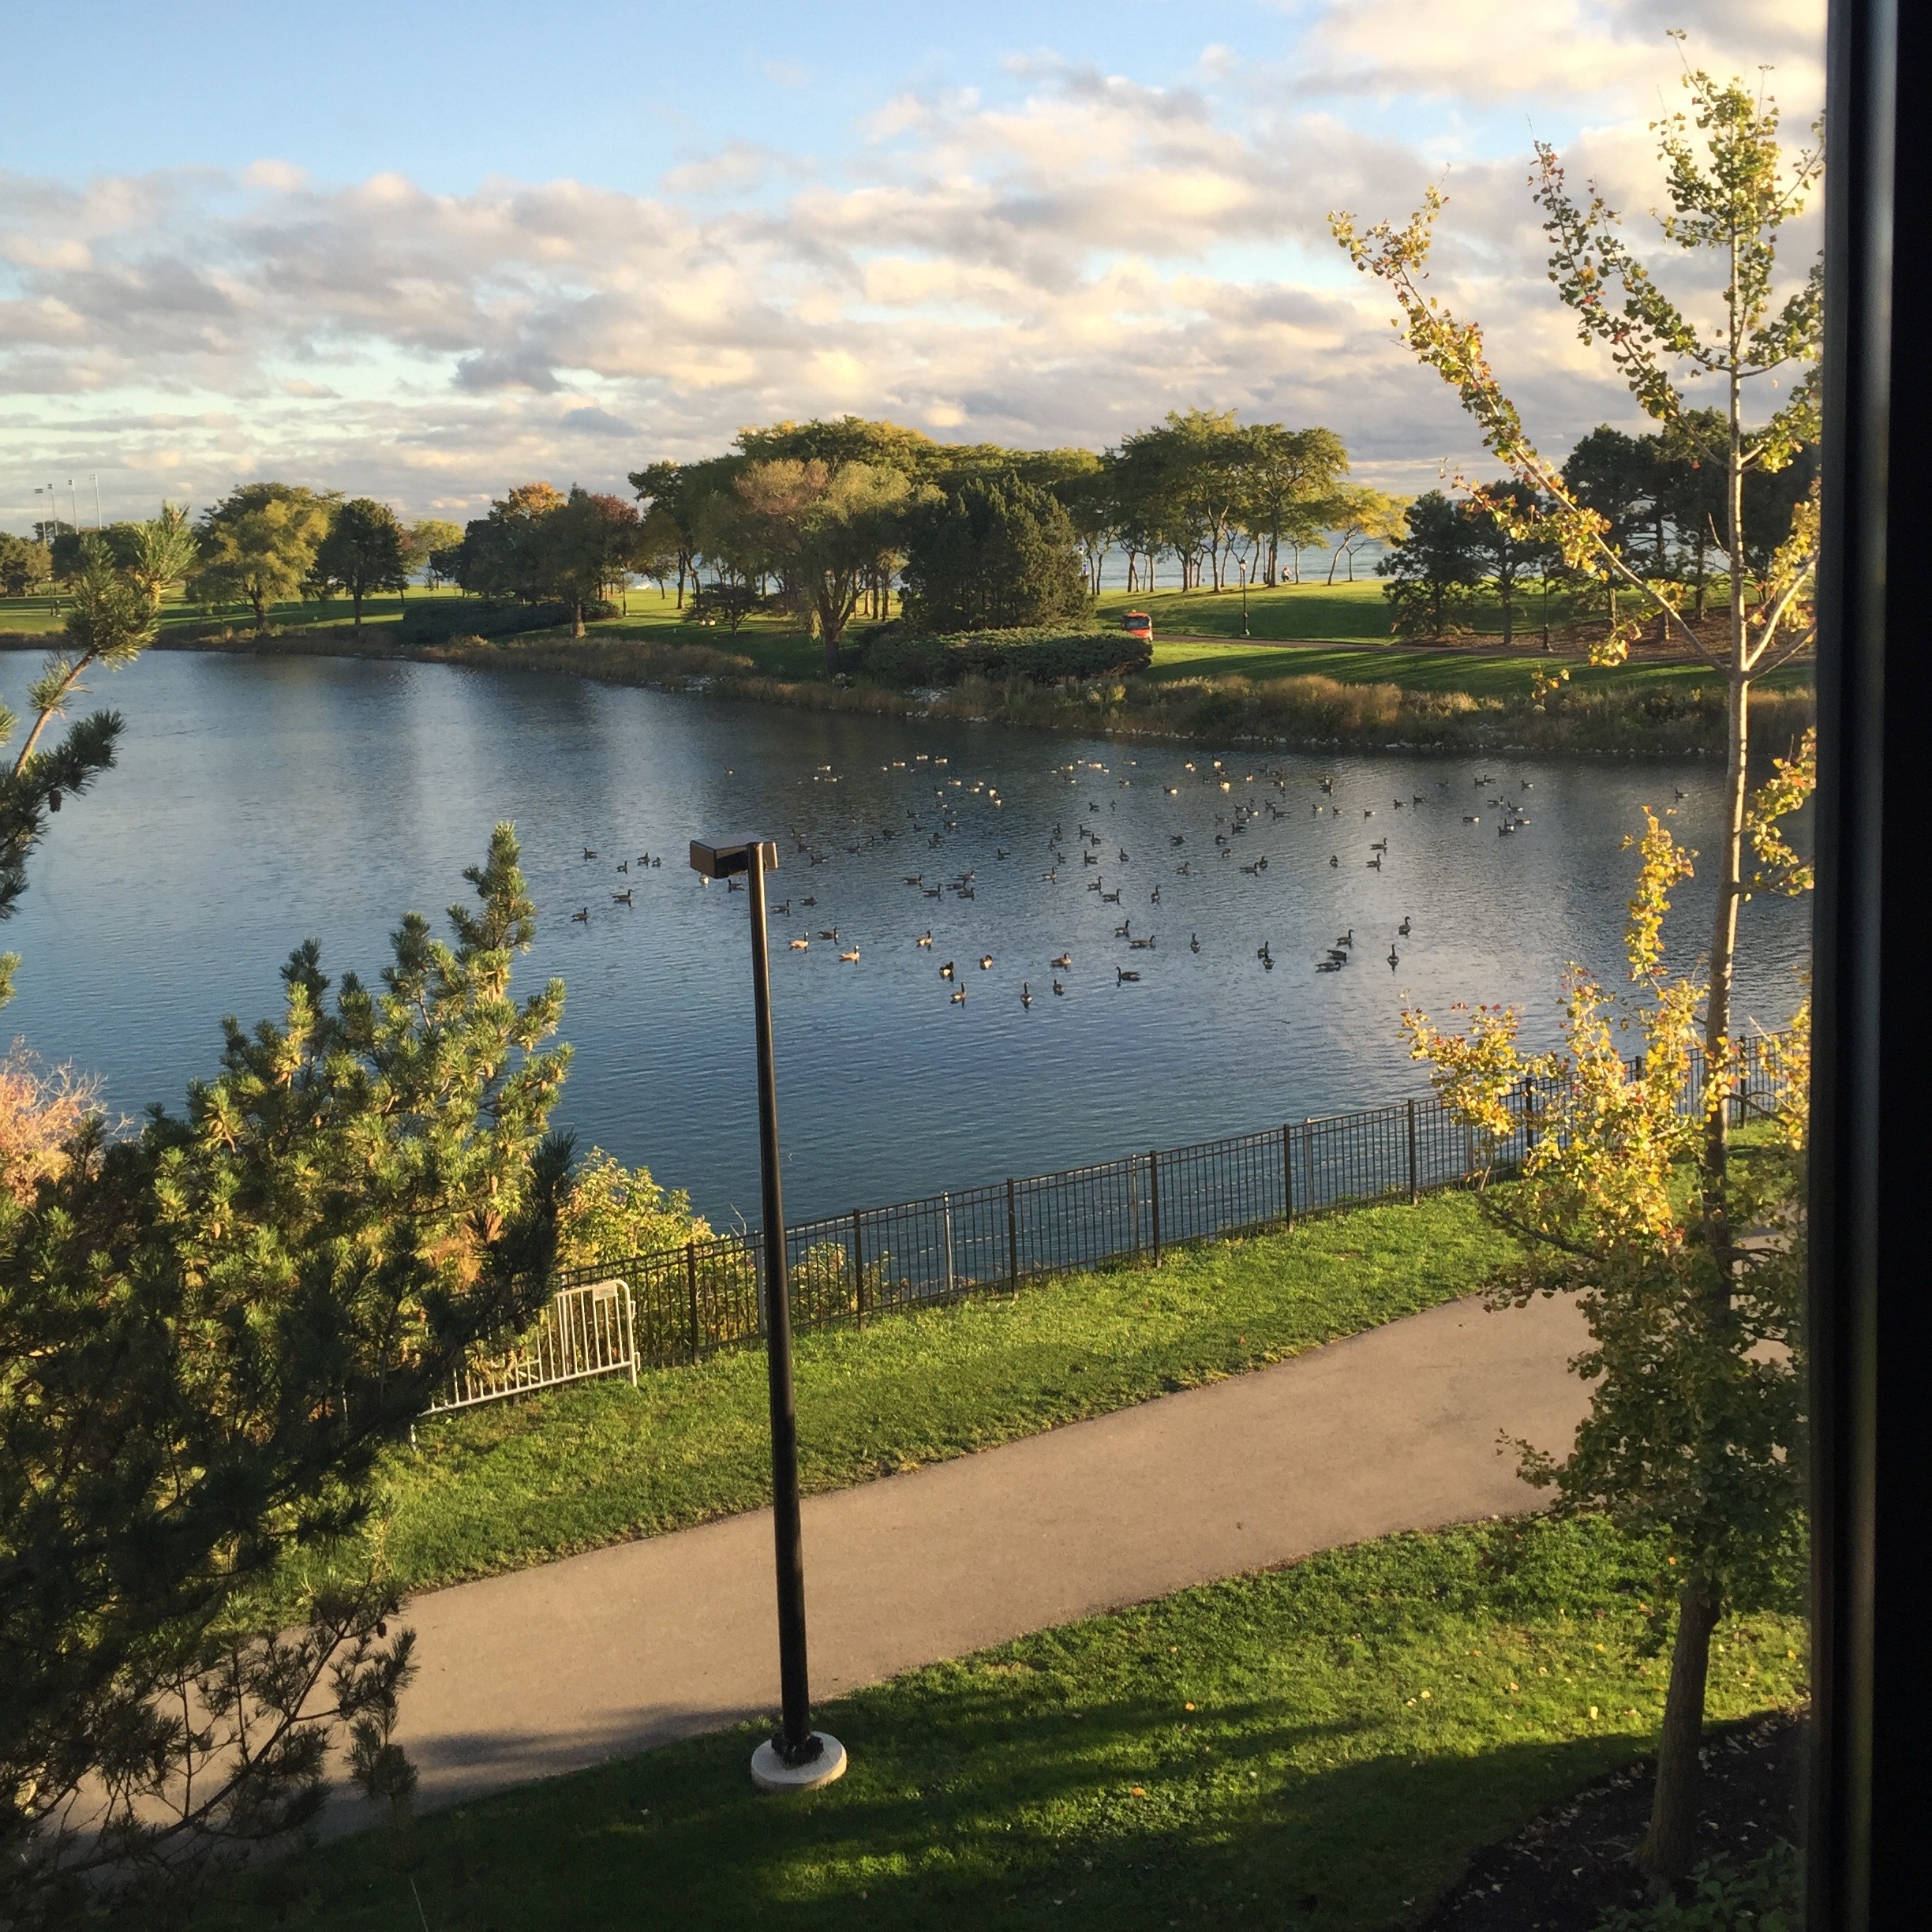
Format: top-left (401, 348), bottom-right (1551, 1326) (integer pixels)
top-left (688, 837), bottom-right (778, 880)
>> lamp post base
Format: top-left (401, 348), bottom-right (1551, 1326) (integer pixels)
top-left (751, 1732), bottom-right (848, 1793)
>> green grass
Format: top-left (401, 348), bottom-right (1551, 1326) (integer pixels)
top-left (202, 1515), bottom-right (1807, 1932)
top-left (274, 1196), bottom-right (1514, 1610)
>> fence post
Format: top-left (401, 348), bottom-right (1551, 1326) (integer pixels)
top-left (625, 1282), bottom-right (639, 1387)
top-left (1149, 1148), bottom-right (1162, 1264)
top-left (1406, 1099), bottom-right (1419, 1206)
top-left (852, 1210), bottom-right (866, 1330)
top-left (686, 1241), bottom-right (701, 1362)
top-left (1524, 1072), bottom-right (1538, 1156)
top-left (1282, 1122), bottom-right (1295, 1231)
top-left (942, 1192), bottom-right (956, 1300)
top-left (1006, 1178), bottom-right (1019, 1294)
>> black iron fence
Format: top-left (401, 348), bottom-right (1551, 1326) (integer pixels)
top-left (523, 1033), bottom-right (1791, 1388)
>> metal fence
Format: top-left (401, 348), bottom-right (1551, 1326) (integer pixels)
top-left (429, 1278), bottom-right (639, 1414)
top-left (422, 1031), bottom-right (1792, 1418)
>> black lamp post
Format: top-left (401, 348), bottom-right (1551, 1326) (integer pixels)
top-left (688, 835), bottom-right (847, 1793)
top-left (1238, 556), bottom-right (1252, 638)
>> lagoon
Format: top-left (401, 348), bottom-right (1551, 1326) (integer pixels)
top-left (8, 652), bottom-right (1809, 1226)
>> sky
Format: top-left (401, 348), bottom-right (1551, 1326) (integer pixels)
top-left (0, 0), bottom-right (1825, 529)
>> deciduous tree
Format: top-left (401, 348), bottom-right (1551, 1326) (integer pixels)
top-left (313, 498), bottom-right (410, 632)
top-left (190, 484), bottom-right (336, 635)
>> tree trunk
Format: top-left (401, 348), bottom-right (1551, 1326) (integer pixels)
top-left (352, 590), bottom-right (363, 634)
top-left (1499, 572), bottom-right (1514, 646)
top-left (571, 599), bottom-right (585, 638)
top-left (252, 588), bottom-right (268, 635)
top-left (1639, 1580), bottom-right (1723, 1884)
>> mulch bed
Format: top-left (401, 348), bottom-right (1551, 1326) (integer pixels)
top-left (1421, 1711), bottom-right (1804, 1930)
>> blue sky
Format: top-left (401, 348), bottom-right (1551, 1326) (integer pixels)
top-left (0, 1), bottom-right (1825, 524)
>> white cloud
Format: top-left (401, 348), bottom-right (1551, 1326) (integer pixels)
top-left (0, 0), bottom-right (1825, 522)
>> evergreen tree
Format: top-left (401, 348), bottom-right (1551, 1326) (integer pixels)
top-left (313, 498), bottom-right (410, 631)
top-left (1378, 489), bottom-right (1484, 637)
top-left (900, 474), bottom-right (1091, 634)
top-left (1, 827), bottom-right (572, 1921)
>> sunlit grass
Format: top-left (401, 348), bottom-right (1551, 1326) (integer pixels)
top-left (203, 1515), bottom-right (1807, 1932)
top-left (270, 1194), bottom-right (1514, 1611)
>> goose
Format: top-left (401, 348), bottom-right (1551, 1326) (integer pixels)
top-left (788, 938), bottom-right (810, 950)
top-left (1052, 978), bottom-right (1065, 995)
top-left (1524, 780), bottom-right (1536, 792)
top-left (923, 886), bottom-right (942, 898)
top-left (774, 900), bottom-right (791, 915)
top-left (1329, 855), bottom-right (1340, 868)
top-left (652, 857), bottom-right (662, 868)
top-left (1392, 799), bottom-right (1405, 811)
top-left (727, 878), bottom-right (745, 892)
top-left (1176, 863), bottom-right (1192, 875)
top-left (1241, 861), bottom-right (1260, 875)
top-left (801, 895), bottom-right (817, 907)
top-left (1364, 807), bottom-right (1375, 818)
top-left (570, 905), bottom-right (590, 923)
top-left (612, 889), bottom-right (634, 905)
top-left (1189, 934), bottom-right (1200, 953)
top-left (1164, 785), bottom-right (1179, 796)
top-left (1398, 916), bottom-right (1412, 937)
top-left (839, 947), bottom-right (861, 963)
top-left (1316, 958), bottom-right (1343, 973)
top-left (1171, 833), bottom-right (1185, 845)
top-left (1101, 889), bottom-right (1122, 904)
top-left (1263, 952), bottom-right (1275, 970)
top-left (1129, 935), bottom-right (1156, 950)
top-left (1020, 982), bottom-right (1032, 1007)
top-left (904, 874), bottom-right (924, 886)
top-left (996, 848), bottom-right (1009, 860)
top-left (940, 961), bottom-right (956, 979)
top-left (1115, 919), bottom-right (1132, 938)
top-left (1118, 848), bottom-right (1130, 863)
top-left (1117, 968), bottom-right (1141, 983)
top-left (818, 927), bottom-right (839, 940)
top-left (1087, 878), bottom-right (1103, 893)
top-left (1413, 795), bottom-right (1425, 805)
top-left (582, 847), bottom-right (597, 860)
top-left (1050, 953), bottom-right (1072, 970)
top-left (1150, 886), bottom-right (1161, 904)
top-left (978, 954), bottom-right (994, 970)
top-left (618, 859), bottom-right (629, 873)
top-left (1320, 776), bottom-right (1334, 793)
top-left (1388, 947), bottom-right (1400, 969)
top-left (950, 987), bottom-right (967, 1005)
top-left (1337, 930), bottom-right (1355, 948)
top-left (917, 930), bottom-right (934, 947)
top-left (1327, 948), bottom-right (1350, 964)
top-left (1256, 942), bottom-right (1273, 962)
top-left (1463, 814), bottom-right (1481, 824)
top-left (1368, 856), bottom-right (1383, 871)
top-left (1371, 837), bottom-right (1388, 852)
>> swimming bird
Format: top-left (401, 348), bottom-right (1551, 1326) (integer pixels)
top-left (617, 859), bottom-right (629, 873)
top-left (1130, 934), bottom-right (1155, 949)
top-left (917, 930), bottom-right (934, 947)
top-left (904, 874), bottom-right (923, 886)
top-left (840, 947), bottom-right (860, 963)
top-left (582, 848), bottom-right (597, 860)
top-left (774, 900), bottom-right (791, 915)
top-left (1051, 953), bottom-right (1072, 970)
top-left (1371, 838), bottom-right (1388, 852)
top-left (1053, 977), bottom-right (1065, 995)
top-left (940, 960), bottom-right (955, 979)
top-left (612, 889), bottom-right (633, 905)
top-left (1118, 848), bottom-right (1129, 863)
top-left (1364, 808), bottom-right (1375, 818)
top-left (1171, 833), bottom-right (1185, 845)
top-left (1189, 933), bottom-right (1200, 953)
top-left (1117, 968), bottom-right (1141, 983)
top-left (979, 954), bottom-right (994, 970)
top-left (801, 895), bottom-right (817, 907)
top-left (951, 987), bottom-right (967, 1005)
top-left (1020, 982), bottom-right (1032, 1007)
top-left (1398, 916), bottom-right (1412, 937)
top-left (1101, 889), bottom-right (1121, 904)
top-left (727, 878), bottom-right (745, 892)
top-left (571, 906), bottom-right (589, 922)
top-left (1388, 947), bottom-right (1400, 970)
top-left (1329, 855), bottom-right (1339, 868)
top-left (819, 927), bottom-right (839, 940)
top-left (1150, 886), bottom-right (1160, 904)
top-left (1337, 930), bottom-right (1354, 948)
top-left (789, 938), bottom-right (809, 950)
top-left (1256, 942), bottom-right (1273, 963)
top-left (1368, 856), bottom-right (1382, 871)
top-left (1464, 814), bottom-right (1481, 823)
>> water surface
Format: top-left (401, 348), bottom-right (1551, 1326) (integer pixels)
top-left (7, 653), bottom-right (1809, 1224)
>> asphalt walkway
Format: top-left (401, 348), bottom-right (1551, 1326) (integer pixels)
top-left (334, 1289), bottom-right (1589, 1829)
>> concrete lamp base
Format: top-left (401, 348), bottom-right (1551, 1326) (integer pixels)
top-left (751, 1733), bottom-right (848, 1794)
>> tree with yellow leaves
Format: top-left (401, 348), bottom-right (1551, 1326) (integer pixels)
top-left (1402, 735), bottom-right (1814, 1885)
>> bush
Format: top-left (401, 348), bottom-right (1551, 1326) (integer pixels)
top-left (860, 626), bottom-right (1152, 687)
top-left (395, 598), bottom-right (615, 645)
top-left (1595, 1843), bottom-right (1798, 1930)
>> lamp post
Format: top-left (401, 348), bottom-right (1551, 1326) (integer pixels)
top-left (1238, 555), bottom-right (1252, 638)
top-left (688, 835), bottom-right (848, 1794)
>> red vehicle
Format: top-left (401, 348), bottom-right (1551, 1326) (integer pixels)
top-left (1121, 610), bottom-right (1154, 642)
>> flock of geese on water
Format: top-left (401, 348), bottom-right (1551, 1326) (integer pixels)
top-left (564, 750), bottom-right (1660, 1008)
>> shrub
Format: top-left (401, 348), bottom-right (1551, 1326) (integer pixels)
top-left (861, 626), bottom-right (1151, 687)
top-left (394, 599), bottom-right (615, 645)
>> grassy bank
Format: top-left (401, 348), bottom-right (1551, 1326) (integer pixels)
top-left (201, 1515), bottom-right (1807, 1932)
top-left (270, 1195), bottom-right (1513, 1612)
top-left (2, 578), bottom-right (1813, 754)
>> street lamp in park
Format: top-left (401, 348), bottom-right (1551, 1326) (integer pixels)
top-left (1237, 554), bottom-right (1252, 638)
top-left (688, 834), bottom-right (848, 1794)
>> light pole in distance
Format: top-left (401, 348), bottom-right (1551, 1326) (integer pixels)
top-left (688, 834), bottom-right (848, 1793)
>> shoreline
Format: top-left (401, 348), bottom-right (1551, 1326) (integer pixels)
top-left (3, 625), bottom-right (1815, 758)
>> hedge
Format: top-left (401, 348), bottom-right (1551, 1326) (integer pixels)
top-left (395, 598), bottom-right (616, 645)
top-left (859, 625), bottom-right (1152, 687)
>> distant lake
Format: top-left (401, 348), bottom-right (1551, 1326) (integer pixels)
top-left (7, 653), bottom-right (1810, 1226)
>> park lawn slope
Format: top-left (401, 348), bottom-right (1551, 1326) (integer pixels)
top-left (203, 1516), bottom-right (1807, 1932)
top-left (273, 1194), bottom-right (1515, 1608)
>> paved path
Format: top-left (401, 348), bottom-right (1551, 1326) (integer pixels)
top-left (333, 1290), bottom-right (1588, 1831)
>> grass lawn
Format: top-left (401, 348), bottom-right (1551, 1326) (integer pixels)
top-left (271, 1195), bottom-right (1515, 1610)
top-left (204, 1516), bottom-right (1807, 1932)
